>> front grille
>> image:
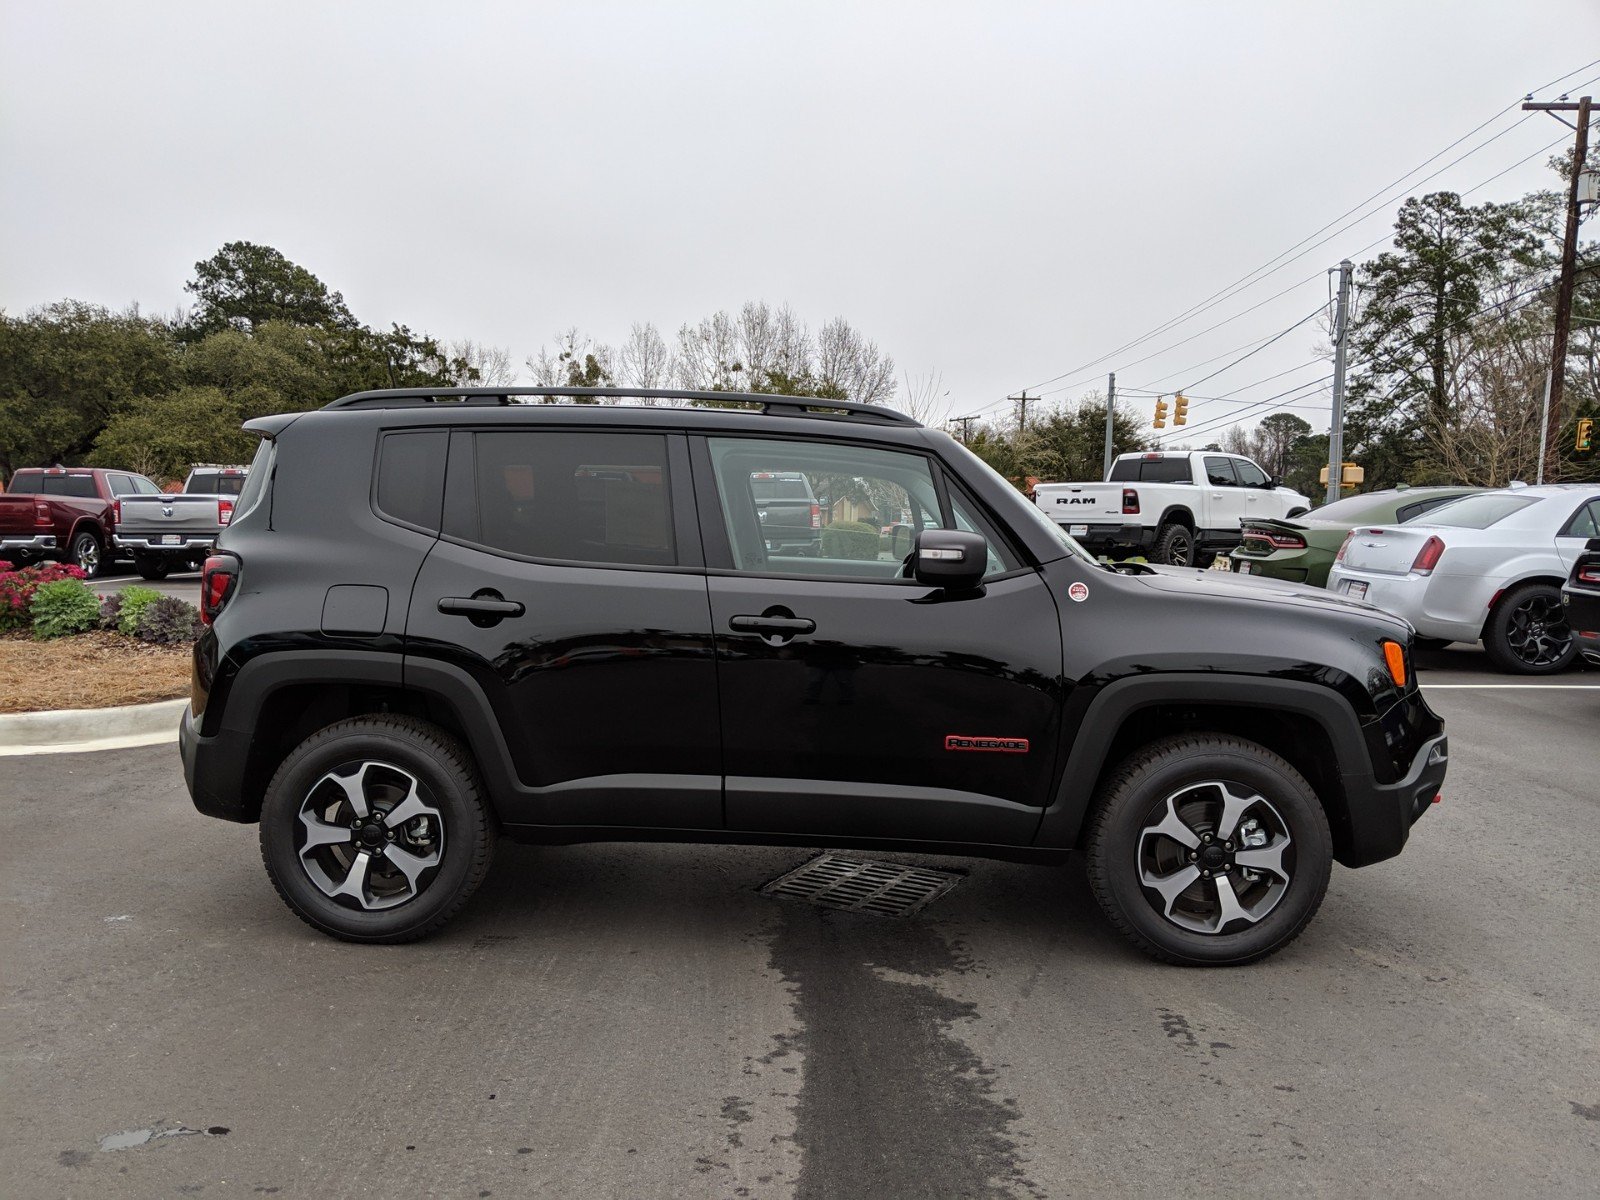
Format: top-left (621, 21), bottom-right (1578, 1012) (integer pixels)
top-left (760, 852), bottom-right (961, 917)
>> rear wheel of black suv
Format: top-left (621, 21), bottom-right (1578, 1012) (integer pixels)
top-left (259, 716), bottom-right (496, 943)
top-left (1085, 734), bottom-right (1332, 966)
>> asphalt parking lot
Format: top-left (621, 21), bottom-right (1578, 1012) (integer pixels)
top-left (93, 570), bottom-right (202, 603)
top-left (3, 649), bottom-right (1598, 1198)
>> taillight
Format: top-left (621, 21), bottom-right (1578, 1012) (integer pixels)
top-left (810, 503), bottom-right (820, 529)
top-left (200, 553), bottom-right (239, 626)
top-left (1334, 531), bottom-right (1354, 563)
top-left (218, 498), bottom-right (235, 525)
top-left (1244, 525), bottom-right (1305, 550)
top-left (1121, 488), bottom-right (1140, 515)
top-left (33, 500), bottom-right (51, 529)
top-left (112, 499), bottom-right (122, 524)
top-left (1411, 535), bottom-right (1445, 575)
top-left (1578, 565), bottom-right (1600, 585)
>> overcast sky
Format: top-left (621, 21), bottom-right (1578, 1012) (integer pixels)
top-left (4, 1), bottom-right (1598, 435)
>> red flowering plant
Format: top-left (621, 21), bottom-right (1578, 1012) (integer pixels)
top-left (0, 560), bottom-right (89, 632)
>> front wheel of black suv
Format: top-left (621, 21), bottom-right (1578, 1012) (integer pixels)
top-left (1085, 734), bottom-right (1332, 966)
top-left (259, 716), bottom-right (497, 943)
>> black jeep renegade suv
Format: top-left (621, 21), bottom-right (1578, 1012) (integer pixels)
top-left (180, 387), bottom-right (1447, 965)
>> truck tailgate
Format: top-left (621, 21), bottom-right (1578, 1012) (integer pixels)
top-left (1034, 483), bottom-right (1126, 522)
top-left (117, 496), bottom-right (220, 536)
top-left (0, 496), bottom-right (42, 535)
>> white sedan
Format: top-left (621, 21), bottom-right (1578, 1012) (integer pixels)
top-left (1326, 484), bottom-right (1600, 674)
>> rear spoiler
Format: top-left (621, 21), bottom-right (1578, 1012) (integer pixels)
top-left (1238, 516), bottom-right (1309, 532)
top-left (242, 413), bottom-right (300, 438)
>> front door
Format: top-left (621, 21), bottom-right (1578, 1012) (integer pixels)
top-left (405, 426), bottom-right (720, 830)
top-left (693, 434), bottom-right (1065, 846)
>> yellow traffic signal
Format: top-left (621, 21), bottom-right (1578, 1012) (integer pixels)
top-left (1578, 417), bottom-right (1595, 453)
top-left (1173, 393), bottom-right (1189, 425)
top-left (1153, 398), bottom-right (1168, 429)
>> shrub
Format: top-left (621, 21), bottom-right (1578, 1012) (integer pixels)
top-left (820, 520), bottom-right (880, 561)
top-left (0, 561), bottom-right (89, 632)
top-left (133, 595), bottom-right (203, 645)
top-left (115, 586), bottom-right (164, 636)
top-left (30, 579), bottom-right (103, 638)
top-left (99, 591), bottom-right (124, 630)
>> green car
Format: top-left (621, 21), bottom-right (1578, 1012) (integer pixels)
top-left (1230, 486), bottom-right (1483, 587)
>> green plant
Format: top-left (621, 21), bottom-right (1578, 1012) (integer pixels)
top-left (115, 586), bottom-right (164, 636)
top-left (133, 595), bottom-right (203, 645)
top-left (29, 579), bottom-right (103, 639)
top-left (0, 561), bottom-right (90, 632)
top-left (820, 520), bottom-right (880, 561)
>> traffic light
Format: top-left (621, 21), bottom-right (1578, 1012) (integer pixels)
top-left (1173, 393), bottom-right (1189, 425)
top-left (1153, 398), bottom-right (1168, 429)
top-left (1578, 417), bottom-right (1595, 453)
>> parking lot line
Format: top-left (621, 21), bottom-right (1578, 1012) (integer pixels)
top-left (1422, 683), bottom-right (1600, 689)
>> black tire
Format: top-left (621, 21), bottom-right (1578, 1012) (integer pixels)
top-left (259, 715), bottom-right (497, 943)
top-left (1085, 734), bottom-right (1333, 966)
top-left (1482, 582), bottom-right (1577, 675)
top-left (135, 557), bottom-right (171, 581)
top-left (1154, 523), bottom-right (1196, 567)
top-left (69, 529), bottom-right (105, 579)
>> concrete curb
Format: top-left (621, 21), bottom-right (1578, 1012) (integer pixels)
top-left (0, 697), bottom-right (187, 757)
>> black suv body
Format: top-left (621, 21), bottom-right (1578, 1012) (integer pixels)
top-left (181, 387), bottom-right (1447, 964)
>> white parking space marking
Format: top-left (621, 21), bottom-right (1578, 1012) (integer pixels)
top-left (1423, 683), bottom-right (1600, 689)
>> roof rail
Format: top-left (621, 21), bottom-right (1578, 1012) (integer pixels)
top-left (321, 386), bottom-right (920, 426)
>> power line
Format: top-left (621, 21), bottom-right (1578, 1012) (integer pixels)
top-left (966, 64), bottom-right (1600, 420)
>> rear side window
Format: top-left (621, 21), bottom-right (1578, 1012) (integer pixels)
top-left (376, 431), bottom-right (448, 532)
top-left (453, 431), bottom-right (675, 567)
top-left (233, 440), bottom-right (275, 523)
top-left (1109, 457), bottom-right (1192, 483)
top-left (749, 475), bottom-right (813, 501)
top-left (1204, 457), bottom-right (1238, 486)
top-left (187, 474), bottom-right (247, 496)
top-left (5, 472), bottom-right (41, 494)
top-left (1562, 500), bottom-right (1600, 539)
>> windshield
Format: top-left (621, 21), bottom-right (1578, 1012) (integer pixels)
top-left (1419, 493), bottom-right (1539, 529)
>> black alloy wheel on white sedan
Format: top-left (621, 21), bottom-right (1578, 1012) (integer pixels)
top-left (1483, 581), bottom-right (1577, 675)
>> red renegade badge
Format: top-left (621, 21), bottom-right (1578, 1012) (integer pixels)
top-left (944, 734), bottom-right (1030, 753)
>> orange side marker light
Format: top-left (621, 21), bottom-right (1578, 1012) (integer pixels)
top-left (1382, 640), bottom-right (1407, 688)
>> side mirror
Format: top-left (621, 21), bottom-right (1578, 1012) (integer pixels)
top-left (1268, 476), bottom-right (1283, 489)
top-left (912, 528), bottom-right (988, 590)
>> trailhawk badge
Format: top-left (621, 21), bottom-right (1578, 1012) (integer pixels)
top-left (1067, 581), bottom-right (1090, 602)
top-left (944, 734), bottom-right (1030, 754)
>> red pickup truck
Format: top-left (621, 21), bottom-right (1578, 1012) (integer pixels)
top-left (0, 467), bottom-right (163, 578)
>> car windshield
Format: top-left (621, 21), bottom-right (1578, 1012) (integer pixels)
top-left (1418, 493), bottom-right (1539, 529)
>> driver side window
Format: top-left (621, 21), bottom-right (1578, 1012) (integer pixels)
top-left (705, 437), bottom-right (1013, 581)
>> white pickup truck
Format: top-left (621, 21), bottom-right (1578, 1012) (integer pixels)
top-left (1034, 451), bottom-right (1312, 567)
top-left (113, 464), bottom-right (249, 579)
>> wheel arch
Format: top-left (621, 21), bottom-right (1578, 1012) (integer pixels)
top-left (1035, 675), bottom-right (1376, 867)
top-left (1156, 505), bottom-right (1195, 531)
top-left (1479, 573), bottom-right (1570, 639)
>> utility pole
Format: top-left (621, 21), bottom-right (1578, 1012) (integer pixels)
top-left (1102, 372), bottom-right (1117, 479)
top-left (952, 415), bottom-right (975, 444)
top-left (1010, 391), bottom-right (1032, 436)
top-left (1522, 94), bottom-right (1592, 484)
top-left (1326, 258), bottom-right (1354, 505)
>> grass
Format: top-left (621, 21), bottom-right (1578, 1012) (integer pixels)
top-left (0, 631), bottom-right (191, 713)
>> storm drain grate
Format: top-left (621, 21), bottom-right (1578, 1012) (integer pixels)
top-left (760, 852), bottom-right (962, 917)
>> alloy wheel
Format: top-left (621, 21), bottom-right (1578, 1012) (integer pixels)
top-left (73, 533), bottom-right (100, 575)
top-left (296, 760), bottom-right (446, 911)
top-left (1504, 593), bottom-right (1572, 667)
top-left (1135, 780), bottom-right (1294, 935)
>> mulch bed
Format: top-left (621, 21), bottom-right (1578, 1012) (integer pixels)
top-left (0, 631), bottom-right (191, 713)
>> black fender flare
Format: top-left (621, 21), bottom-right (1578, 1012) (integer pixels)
top-left (1155, 506), bottom-right (1195, 532)
top-left (1034, 674), bottom-right (1377, 860)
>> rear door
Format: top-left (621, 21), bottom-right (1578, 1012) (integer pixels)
top-left (404, 425), bottom-right (721, 831)
top-left (693, 434), bottom-right (1065, 845)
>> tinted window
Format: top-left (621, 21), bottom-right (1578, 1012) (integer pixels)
top-left (1204, 457), bottom-right (1237, 486)
top-left (460, 431), bottom-right (674, 567)
top-left (1561, 500), bottom-right (1600, 540)
top-left (5, 473), bottom-right (41, 495)
top-left (750, 475), bottom-right (812, 501)
top-left (186, 473), bottom-right (247, 496)
top-left (39, 474), bottom-right (99, 498)
top-left (1109, 457), bottom-right (1192, 483)
top-left (376, 431), bottom-right (448, 532)
top-left (1422, 493), bottom-right (1539, 529)
top-left (1395, 495), bottom-right (1465, 524)
top-left (1234, 459), bottom-right (1269, 487)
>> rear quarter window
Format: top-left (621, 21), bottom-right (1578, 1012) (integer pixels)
top-left (1109, 458), bottom-right (1191, 483)
top-left (375, 431), bottom-right (448, 533)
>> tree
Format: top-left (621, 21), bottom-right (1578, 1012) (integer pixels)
top-left (184, 242), bottom-right (356, 335)
top-left (0, 300), bottom-right (179, 477)
top-left (526, 328), bottom-right (614, 397)
top-left (445, 340), bottom-right (516, 388)
top-left (1254, 413), bottom-right (1312, 478)
top-left (89, 387), bottom-right (254, 480)
top-left (616, 322), bottom-right (674, 396)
